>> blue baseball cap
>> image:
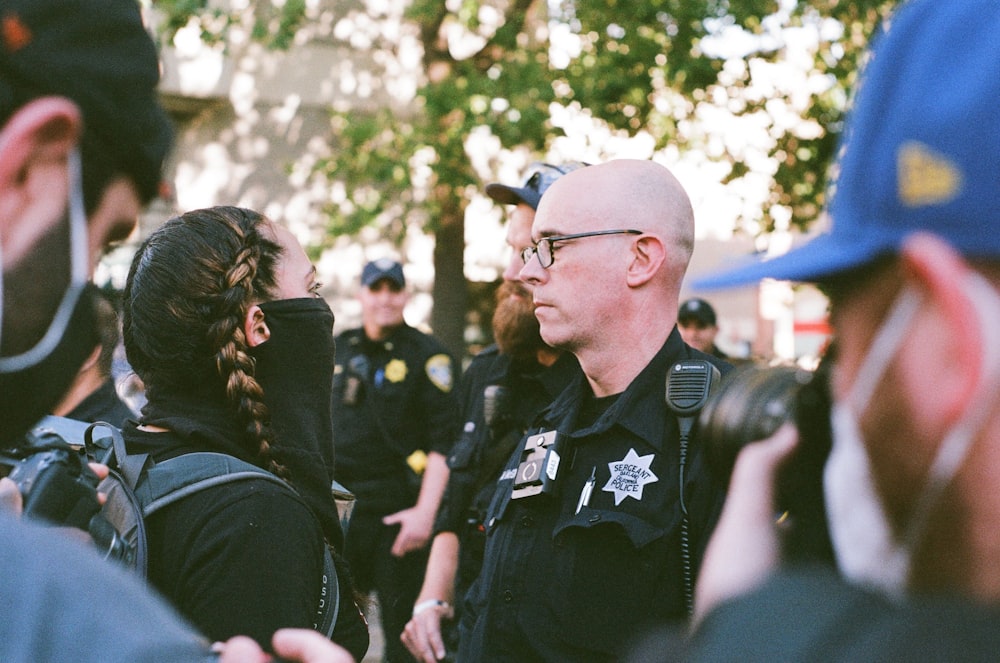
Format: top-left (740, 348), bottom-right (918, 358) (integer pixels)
top-left (486, 162), bottom-right (588, 211)
top-left (695, 0), bottom-right (1000, 290)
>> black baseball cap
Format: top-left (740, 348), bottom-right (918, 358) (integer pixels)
top-left (485, 162), bottom-right (588, 210)
top-left (678, 298), bottom-right (717, 326)
top-left (361, 258), bottom-right (405, 288)
top-left (0, 0), bottom-right (173, 205)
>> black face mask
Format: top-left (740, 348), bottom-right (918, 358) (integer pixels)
top-left (250, 297), bottom-right (343, 546)
top-left (0, 150), bottom-right (97, 448)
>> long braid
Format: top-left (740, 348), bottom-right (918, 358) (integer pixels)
top-left (124, 206), bottom-right (286, 475)
top-left (210, 222), bottom-right (288, 478)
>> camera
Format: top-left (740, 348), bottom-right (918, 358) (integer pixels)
top-left (511, 430), bottom-right (564, 500)
top-left (697, 358), bottom-right (835, 562)
top-left (0, 427), bottom-right (103, 530)
top-left (0, 424), bottom-right (133, 563)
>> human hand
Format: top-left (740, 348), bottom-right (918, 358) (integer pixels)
top-left (401, 600), bottom-right (454, 662)
top-left (692, 424), bottom-right (798, 628)
top-left (0, 477), bottom-right (23, 515)
top-left (216, 629), bottom-right (354, 663)
top-left (383, 506), bottom-right (433, 557)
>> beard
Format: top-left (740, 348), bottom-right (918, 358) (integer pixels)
top-left (492, 281), bottom-right (546, 361)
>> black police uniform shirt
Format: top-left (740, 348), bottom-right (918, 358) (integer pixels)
top-left (458, 328), bottom-right (731, 662)
top-left (433, 346), bottom-right (580, 599)
top-left (332, 324), bottom-right (461, 513)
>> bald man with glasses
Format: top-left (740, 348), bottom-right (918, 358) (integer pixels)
top-left (457, 159), bottom-right (731, 662)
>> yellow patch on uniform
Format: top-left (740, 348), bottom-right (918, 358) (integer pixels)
top-left (426, 354), bottom-right (453, 392)
top-left (384, 358), bottom-right (408, 383)
top-left (898, 141), bottom-right (962, 207)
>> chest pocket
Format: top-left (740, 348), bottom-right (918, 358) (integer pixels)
top-left (548, 509), bottom-right (678, 650)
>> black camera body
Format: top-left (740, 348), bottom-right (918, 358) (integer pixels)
top-left (511, 430), bottom-right (564, 500)
top-left (0, 428), bottom-right (102, 530)
top-left (697, 360), bottom-right (835, 562)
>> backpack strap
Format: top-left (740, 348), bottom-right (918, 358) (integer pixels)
top-left (135, 452), bottom-right (340, 635)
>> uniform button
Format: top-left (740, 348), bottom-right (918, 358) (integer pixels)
top-left (503, 590), bottom-right (513, 602)
top-left (520, 515), bottom-right (534, 527)
top-left (589, 514), bottom-right (601, 523)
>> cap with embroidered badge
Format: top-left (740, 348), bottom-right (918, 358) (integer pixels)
top-left (694, 0), bottom-right (1000, 290)
top-left (361, 258), bottom-right (405, 288)
top-left (486, 162), bottom-right (588, 211)
top-left (0, 0), bottom-right (173, 205)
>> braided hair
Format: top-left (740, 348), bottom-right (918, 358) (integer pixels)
top-left (122, 206), bottom-right (287, 476)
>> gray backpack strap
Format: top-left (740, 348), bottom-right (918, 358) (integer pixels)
top-left (317, 547), bottom-right (340, 638)
top-left (137, 452), bottom-right (285, 517)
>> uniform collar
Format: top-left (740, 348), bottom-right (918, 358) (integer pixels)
top-left (537, 328), bottom-right (691, 451)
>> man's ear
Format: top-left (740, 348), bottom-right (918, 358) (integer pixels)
top-left (900, 233), bottom-right (982, 425)
top-left (244, 305), bottom-right (271, 347)
top-left (0, 97), bottom-right (82, 269)
top-left (625, 234), bottom-right (665, 287)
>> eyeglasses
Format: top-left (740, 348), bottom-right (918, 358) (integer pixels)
top-left (520, 229), bottom-right (642, 269)
top-left (521, 162), bottom-right (589, 197)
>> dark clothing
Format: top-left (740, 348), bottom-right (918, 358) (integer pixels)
top-left (332, 324), bottom-right (460, 500)
top-left (639, 566), bottom-right (1000, 662)
top-left (458, 329), bottom-right (731, 662)
top-left (332, 323), bottom-right (461, 662)
top-left (65, 378), bottom-right (135, 426)
top-left (122, 416), bottom-right (368, 660)
top-left (434, 347), bottom-right (580, 603)
top-left (0, 513), bottom-right (214, 663)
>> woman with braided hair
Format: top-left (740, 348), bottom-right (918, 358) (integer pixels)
top-left (120, 206), bottom-right (368, 659)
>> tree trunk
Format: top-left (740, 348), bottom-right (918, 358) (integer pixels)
top-left (430, 195), bottom-right (467, 364)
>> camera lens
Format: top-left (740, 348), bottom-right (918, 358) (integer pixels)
top-left (698, 364), bottom-right (813, 482)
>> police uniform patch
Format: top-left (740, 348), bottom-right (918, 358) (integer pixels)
top-left (384, 358), bottom-right (407, 383)
top-left (602, 448), bottom-right (658, 505)
top-left (425, 354), bottom-right (453, 393)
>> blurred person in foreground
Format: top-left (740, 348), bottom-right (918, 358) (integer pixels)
top-left (654, 1), bottom-right (1000, 660)
top-left (0, 1), bottom-right (350, 660)
top-left (401, 163), bottom-right (582, 662)
top-left (457, 159), bottom-right (731, 661)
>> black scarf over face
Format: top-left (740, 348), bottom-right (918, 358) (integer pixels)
top-left (140, 297), bottom-right (342, 549)
top-left (250, 297), bottom-right (342, 549)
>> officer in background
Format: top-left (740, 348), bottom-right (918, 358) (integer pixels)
top-left (333, 258), bottom-right (461, 662)
top-left (402, 163), bottom-right (583, 662)
top-left (457, 160), bottom-right (732, 661)
top-left (677, 297), bottom-right (728, 360)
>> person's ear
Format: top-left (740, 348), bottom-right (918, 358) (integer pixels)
top-left (625, 234), bottom-right (665, 287)
top-left (899, 233), bottom-right (982, 426)
top-left (244, 305), bottom-right (271, 347)
top-left (0, 97), bottom-right (82, 268)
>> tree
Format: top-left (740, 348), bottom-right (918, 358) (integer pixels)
top-left (154, 0), bottom-right (899, 358)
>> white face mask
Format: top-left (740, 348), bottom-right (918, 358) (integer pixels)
top-left (824, 273), bottom-right (1000, 600)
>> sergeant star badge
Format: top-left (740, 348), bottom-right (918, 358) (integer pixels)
top-left (426, 354), bottom-right (453, 392)
top-left (602, 448), bottom-right (658, 505)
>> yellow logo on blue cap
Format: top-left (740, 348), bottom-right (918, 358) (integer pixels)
top-left (898, 141), bottom-right (962, 207)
